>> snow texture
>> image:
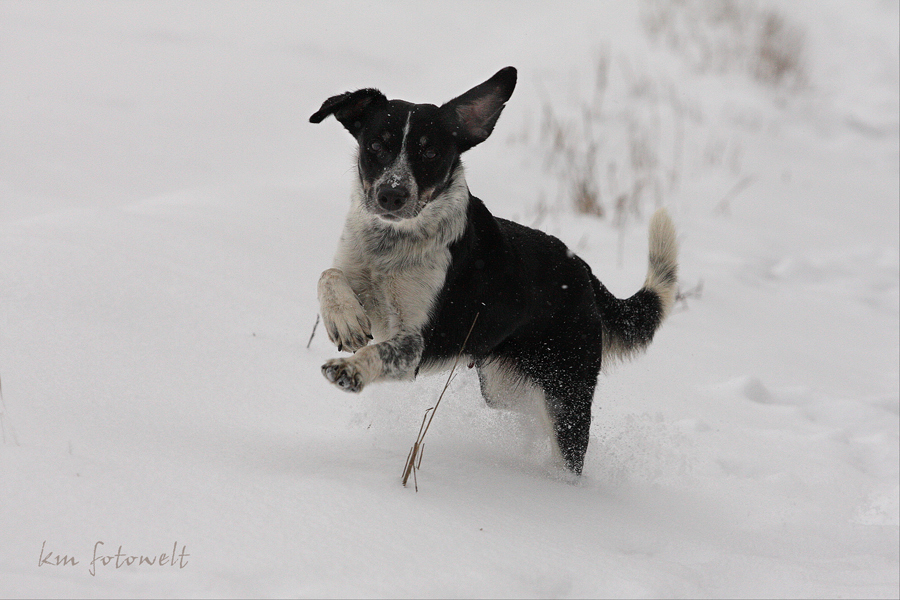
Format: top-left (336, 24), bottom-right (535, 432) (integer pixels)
top-left (1, 1), bottom-right (897, 597)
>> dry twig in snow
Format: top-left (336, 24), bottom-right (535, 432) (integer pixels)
top-left (402, 313), bottom-right (479, 491)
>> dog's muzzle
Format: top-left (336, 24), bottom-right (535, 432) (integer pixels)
top-left (374, 183), bottom-right (416, 220)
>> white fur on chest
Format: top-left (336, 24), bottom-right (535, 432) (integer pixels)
top-left (330, 179), bottom-right (467, 342)
top-left (339, 249), bottom-right (449, 342)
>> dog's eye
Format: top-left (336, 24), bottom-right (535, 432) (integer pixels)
top-left (368, 141), bottom-right (384, 154)
top-left (423, 148), bottom-right (437, 160)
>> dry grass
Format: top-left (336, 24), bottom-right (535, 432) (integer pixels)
top-left (524, 0), bottom-right (801, 223)
top-left (714, 174), bottom-right (755, 215)
top-left (306, 314), bottom-right (320, 349)
top-left (754, 10), bottom-right (806, 87)
top-left (641, 0), bottom-right (806, 87)
top-left (535, 50), bottom-right (693, 224)
top-left (674, 279), bottom-right (705, 312)
top-left (402, 314), bottom-right (479, 491)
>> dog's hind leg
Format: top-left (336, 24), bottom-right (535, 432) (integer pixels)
top-left (476, 360), bottom-right (528, 410)
top-left (519, 330), bottom-right (602, 475)
top-left (544, 381), bottom-right (595, 475)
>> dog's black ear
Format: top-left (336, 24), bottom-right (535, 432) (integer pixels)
top-left (309, 88), bottom-right (387, 137)
top-left (441, 67), bottom-right (517, 152)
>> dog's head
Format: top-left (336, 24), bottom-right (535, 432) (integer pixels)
top-left (310, 67), bottom-right (517, 223)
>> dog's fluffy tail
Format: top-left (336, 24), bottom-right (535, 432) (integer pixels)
top-left (595, 208), bottom-right (678, 368)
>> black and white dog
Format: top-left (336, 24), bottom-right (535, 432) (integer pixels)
top-left (310, 67), bottom-right (677, 474)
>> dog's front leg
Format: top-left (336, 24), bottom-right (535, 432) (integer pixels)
top-left (322, 332), bottom-right (423, 393)
top-left (317, 267), bottom-right (372, 352)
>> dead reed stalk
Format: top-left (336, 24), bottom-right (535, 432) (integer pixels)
top-left (306, 314), bottom-right (320, 349)
top-left (402, 313), bottom-right (479, 491)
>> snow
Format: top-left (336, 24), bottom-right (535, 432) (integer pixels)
top-left (1, 1), bottom-right (897, 597)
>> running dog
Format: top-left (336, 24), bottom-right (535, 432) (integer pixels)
top-left (310, 67), bottom-right (678, 474)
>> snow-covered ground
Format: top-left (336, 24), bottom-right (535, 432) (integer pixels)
top-left (1, 1), bottom-right (897, 597)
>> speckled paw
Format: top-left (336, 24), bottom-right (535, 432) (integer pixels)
top-left (322, 358), bottom-right (364, 393)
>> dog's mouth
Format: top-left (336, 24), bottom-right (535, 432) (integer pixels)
top-left (372, 202), bottom-right (427, 223)
top-left (376, 211), bottom-right (403, 222)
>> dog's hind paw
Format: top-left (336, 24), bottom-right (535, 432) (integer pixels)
top-left (322, 358), bottom-right (364, 393)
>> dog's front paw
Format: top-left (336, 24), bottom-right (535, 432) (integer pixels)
top-left (322, 358), bottom-right (365, 393)
top-left (322, 303), bottom-right (372, 353)
top-left (318, 268), bottom-right (373, 353)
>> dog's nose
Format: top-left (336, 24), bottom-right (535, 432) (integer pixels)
top-left (377, 185), bottom-right (410, 213)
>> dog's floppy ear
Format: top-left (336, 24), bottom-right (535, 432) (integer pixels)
top-left (441, 66), bottom-right (517, 152)
top-left (309, 88), bottom-right (387, 137)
